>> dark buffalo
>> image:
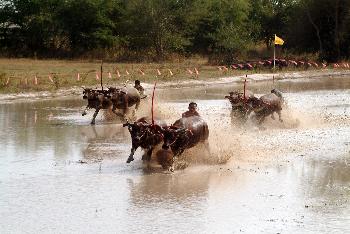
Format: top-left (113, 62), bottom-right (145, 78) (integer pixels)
top-left (123, 117), bottom-right (167, 164)
top-left (82, 88), bottom-right (113, 124)
top-left (157, 116), bottom-right (210, 170)
top-left (249, 90), bottom-right (284, 125)
top-left (225, 90), bottom-right (255, 121)
top-left (82, 86), bottom-right (141, 124)
top-left (110, 87), bottom-right (141, 120)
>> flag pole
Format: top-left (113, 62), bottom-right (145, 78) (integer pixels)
top-left (100, 60), bottom-right (103, 90)
top-left (151, 82), bottom-right (157, 126)
top-left (273, 34), bottom-right (276, 71)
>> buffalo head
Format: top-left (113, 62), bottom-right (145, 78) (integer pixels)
top-left (161, 127), bottom-right (189, 151)
top-left (123, 121), bottom-right (164, 149)
top-left (83, 88), bottom-right (92, 99)
top-left (123, 121), bottom-right (145, 144)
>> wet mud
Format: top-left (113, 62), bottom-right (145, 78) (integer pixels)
top-left (0, 75), bottom-right (350, 233)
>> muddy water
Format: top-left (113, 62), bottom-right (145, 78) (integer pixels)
top-left (1, 77), bottom-right (350, 233)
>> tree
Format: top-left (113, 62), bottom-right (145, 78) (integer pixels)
top-left (56, 0), bottom-right (120, 55)
top-left (248, 0), bottom-right (296, 48)
top-left (286, 0), bottom-right (350, 61)
top-left (190, 0), bottom-right (252, 59)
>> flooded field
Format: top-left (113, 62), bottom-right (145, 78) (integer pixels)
top-left (1, 76), bottom-right (350, 233)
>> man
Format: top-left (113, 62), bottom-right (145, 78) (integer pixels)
top-left (134, 80), bottom-right (146, 98)
top-left (182, 102), bottom-right (200, 118)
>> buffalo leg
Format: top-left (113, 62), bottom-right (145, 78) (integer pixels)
top-left (127, 147), bottom-right (136, 163)
top-left (257, 114), bottom-right (266, 125)
top-left (146, 148), bottom-right (153, 161)
top-left (111, 106), bottom-right (125, 118)
top-left (135, 100), bottom-right (140, 111)
top-left (121, 108), bottom-right (130, 121)
top-left (82, 106), bottom-right (89, 116)
top-left (204, 141), bottom-right (211, 156)
top-left (91, 108), bottom-right (100, 125)
top-left (277, 110), bottom-right (283, 122)
top-left (230, 110), bottom-right (235, 125)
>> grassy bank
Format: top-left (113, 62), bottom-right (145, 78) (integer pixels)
top-left (0, 58), bottom-right (348, 94)
top-left (0, 58), bottom-right (248, 93)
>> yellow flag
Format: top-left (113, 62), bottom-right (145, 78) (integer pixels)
top-left (274, 34), bottom-right (284, 45)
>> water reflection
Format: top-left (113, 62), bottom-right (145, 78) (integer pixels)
top-left (125, 171), bottom-right (211, 233)
top-left (80, 124), bottom-right (130, 161)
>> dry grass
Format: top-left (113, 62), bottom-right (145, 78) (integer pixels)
top-left (0, 58), bottom-right (249, 93)
top-left (0, 58), bottom-right (344, 93)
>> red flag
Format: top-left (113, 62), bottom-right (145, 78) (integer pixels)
top-left (168, 69), bottom-right (173, 76)
top-left (194, 67), bottom-right (199, 75)
top-left (48, 74), bottom-right (54, 83)
top-left (246, 63), bottom-right (253, 69)
top-left (34, 75), bottom-right (38, 85)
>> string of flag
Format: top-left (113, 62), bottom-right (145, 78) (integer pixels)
top-left (3, 62), bottom-right (350, 86)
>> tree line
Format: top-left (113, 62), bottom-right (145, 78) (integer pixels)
top-left (1, 0), bottom-right (350, 63)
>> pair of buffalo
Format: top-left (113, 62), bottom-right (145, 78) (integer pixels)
top-left (123, 116), bottom-right (209, 171)
top-left (225, 89), bottom-right (284, 125)
top-left (82, 86), bottom-right (141, 124)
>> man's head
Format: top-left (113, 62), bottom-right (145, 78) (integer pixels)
top-left (188, 102), bottom-right (198, 112)
top-left (135, 80), bottom-right (141, 86)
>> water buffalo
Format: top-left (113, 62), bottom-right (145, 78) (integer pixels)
top-left (225, 90), bottom-right (255, 121)
top-left (157, 116), bottom-right (210, 170)
top-left (82, 86), bottom-right (141, 124)
top-left (82, 88), bottom-right (112, 124)
top-left (110, 86), bottom-right (141, 121)
top-left (123, 117), bottom-right (167, 164)
top-left (249, 91), bottom-right (284, 125)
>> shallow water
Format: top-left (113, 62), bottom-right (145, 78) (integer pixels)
top-left (1, 76), bottom-right (350, 233)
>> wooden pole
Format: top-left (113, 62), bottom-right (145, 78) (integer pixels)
top-left (100, 61), bottom-right (103, 90)
top-left (151, 82), bottom-right (157, 126)
top-left (273, 37), bottom-right (276, 71)
top-left (243, 78), bottom-right (247, 101)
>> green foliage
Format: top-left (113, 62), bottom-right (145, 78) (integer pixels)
top-left (1, 0), bottom-right (350, 61)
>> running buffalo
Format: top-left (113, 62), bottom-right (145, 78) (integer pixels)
top-left (249, 89), bottom-right (284, 125)
top-left (225, 90), bottom-right (255, 121)
top-left (82, 86), bottom-right (141, 124)
top-left (123, 117), bottom-right (167, 163)
top-left (157, 116), bottom-right (210, 170)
